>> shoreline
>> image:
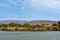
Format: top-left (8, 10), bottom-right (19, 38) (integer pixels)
top-left (0, 30), bottom-right (60, 32)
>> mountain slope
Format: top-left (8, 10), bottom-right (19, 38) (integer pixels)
top-left (0, 20), bottom-right (28, 24)
top-left (0, 20), bottom-right (58, 24)
top-left (27, 20), bottom-right (58, 24)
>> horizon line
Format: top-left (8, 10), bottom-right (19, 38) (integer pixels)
top-left (0, 19), bottom-right (59, 21)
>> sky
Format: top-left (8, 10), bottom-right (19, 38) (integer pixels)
top-left (0, 0), bottom-right (60, 21)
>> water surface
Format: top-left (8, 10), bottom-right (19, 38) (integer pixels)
top-left (0, 31), bottom-right (60, 40)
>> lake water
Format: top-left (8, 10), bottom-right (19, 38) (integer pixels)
top-left (0, 31), bottom-right (60, 40)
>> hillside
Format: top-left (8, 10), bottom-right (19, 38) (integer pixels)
top-left (0, 20), bottom-right (58, 24)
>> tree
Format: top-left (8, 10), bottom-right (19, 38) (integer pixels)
top-left (23, 23), bottom-right (31, 31)
top-left (40, 24), bottom-right (45, 30)
top-left (1, 23), bottom-right (8, 28)
top-left (34, 24), bottom-right (41, 28)
top-left (57, 21), bottom-right (60, 31)
top-left (0, 24), bottom-right (2, 28)
top-left (1, 23), bottom-right (8, 31)
top-left (15, 24), bottom-right (22, 31)
top-left (23, 23), bottom-right (31, 27)
top-left (58, 21), bottom-right (60, 28)
top-left (0, 24), bottom-right (2, 30)
top-left (52, 24), bottom-right (57, 31)
top-left (8, 22), bottom-right (16, 27)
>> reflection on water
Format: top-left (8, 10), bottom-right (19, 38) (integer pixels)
top-left (0, 31), bottom-right (60, 40)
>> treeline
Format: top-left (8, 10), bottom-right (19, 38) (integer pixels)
top-left (0, 21), bottom-right (60, 31)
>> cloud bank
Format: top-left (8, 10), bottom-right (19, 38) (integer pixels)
top-left (29, 0), bottom-right (60, 9)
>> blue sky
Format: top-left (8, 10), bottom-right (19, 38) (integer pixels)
top-left (0, 0), bottom-right (60, 21)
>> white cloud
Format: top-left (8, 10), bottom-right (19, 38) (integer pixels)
top-left (29, 0), bottom-right (60, 9)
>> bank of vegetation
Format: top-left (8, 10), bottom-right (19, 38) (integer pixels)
top-left (0, 21), bottom-right (60, 31)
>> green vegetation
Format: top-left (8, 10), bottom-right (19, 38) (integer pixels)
top-left (0, 21), bottom-right (60, 31)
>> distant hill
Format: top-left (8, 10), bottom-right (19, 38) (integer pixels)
top-left (27, 20), bottom-right (58, 24)
top-left (0, 20), bottom-right (58, 24)
top-left (0, 20), bottom-right (28, 24)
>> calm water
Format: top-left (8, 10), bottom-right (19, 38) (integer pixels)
top-left (0, 31), bottom-right (60, 40)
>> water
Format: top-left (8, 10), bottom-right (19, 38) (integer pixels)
top-left (0, 31), bottom-right (60, 40)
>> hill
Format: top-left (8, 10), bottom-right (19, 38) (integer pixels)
top-left (0, 20), bottom-right (58, 24)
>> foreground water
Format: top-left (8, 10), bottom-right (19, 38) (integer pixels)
top-left (0, 31), bottom-right (60, 40)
